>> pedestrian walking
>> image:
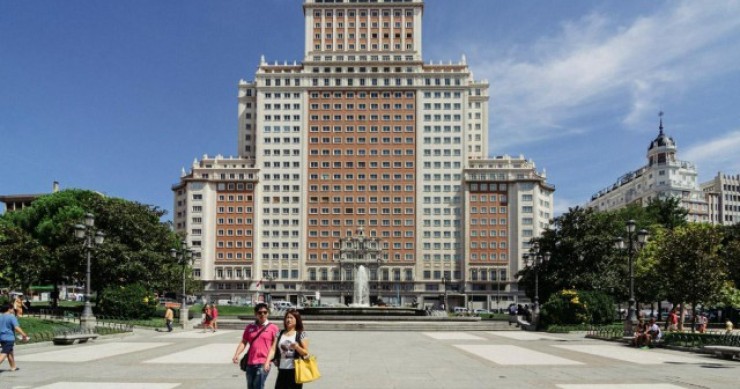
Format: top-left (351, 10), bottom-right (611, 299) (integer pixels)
top-left (164, 306), bottom-right (174, 332)
top-left (202, 304), bottom-right (213, 332)
top-left (211, 303), bottom-right (219, 332)
top-left (232, 302), bottom-right (279, 389)
top-left (13, 296), bottom-right (27, 317)
top-left (667, 308), bottom-right (678, 331)
top-left (1, 303), bottom-right (30, 372)
top-left (267, 309), bottom-right (310, 389)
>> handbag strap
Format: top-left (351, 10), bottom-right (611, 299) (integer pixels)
top-left (246, 323), bottom-right (273, 361)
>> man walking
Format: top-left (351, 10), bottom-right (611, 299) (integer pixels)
top-left (232, 303), bottom-right (279, 389)
top-left (1, 303), bottom-right (29, 371)
top-left (164, 306), bottom-right (174, 332)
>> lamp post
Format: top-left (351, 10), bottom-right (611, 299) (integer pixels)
top-left (170, 241), bottom-right (193, 329)
top-left (523, 243), bottom-right (551, 314)
top-left (442, 276), bottom-right (448, 313)
top-left (74, 213), bottom-right (105, 331)
top-left (614, 220), bottom-right (649, 337)
top-left (262, 271), bottom-right (275, 305)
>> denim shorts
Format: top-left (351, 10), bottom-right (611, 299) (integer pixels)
top-left (0, 340), bottom-right (14, 354)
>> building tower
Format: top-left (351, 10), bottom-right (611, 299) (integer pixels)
top-left (173, 0), bottom-right (554, 309)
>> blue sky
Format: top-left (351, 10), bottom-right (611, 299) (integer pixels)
top-left (2, 0), bottom-right (740, 218)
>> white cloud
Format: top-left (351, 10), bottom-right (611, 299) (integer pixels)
top-left (683, 130), bottom-right (740, 175)
top-left (448, 0), bottom-right (740, 150)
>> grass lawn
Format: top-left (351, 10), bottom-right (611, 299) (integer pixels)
top-left (190, 303), bottom-right (254, 316)
top-left (17, 317), bottom-right (79, 344)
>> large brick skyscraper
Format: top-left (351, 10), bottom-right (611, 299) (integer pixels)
top-left (173, 0), bottom-right (554, 309)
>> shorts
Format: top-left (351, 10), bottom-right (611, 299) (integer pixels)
top-left (1, 340), bottom-right (14, 354)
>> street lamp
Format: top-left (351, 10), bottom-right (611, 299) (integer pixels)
top-left (74, 213), bottom-right (105, 331)
top-left (170, 240), bottom-right (193, 329)
top-left (262, 270), bottom-right (276, 304)
top-left (523, 242), bottom-right (550, 313)
top-left (441, 276), bottom-right (448, 312)
top-left (614, 220), bottom-right (649, 337)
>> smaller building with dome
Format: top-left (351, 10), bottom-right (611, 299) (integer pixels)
top-left (586, 115), bottom-right (710, 223)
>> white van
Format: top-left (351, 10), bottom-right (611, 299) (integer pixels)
top-left (453, 307), bottom-right (469, 316)
top-left (273, 301), bottom-right (294, 310)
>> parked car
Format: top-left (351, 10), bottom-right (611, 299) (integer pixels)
top-left (273, 301), bottom-right (294, 310)
top-left (453, 307), bottom-right (469, 316)
top-left (473, 309), bottom-right (490, 315)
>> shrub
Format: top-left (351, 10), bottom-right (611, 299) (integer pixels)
top-left (579, 291), bottom-right (616, 325)
top-left (97, 283), bottom-right (157, 319)
top-left (540, 289), bottom-right (590, 327)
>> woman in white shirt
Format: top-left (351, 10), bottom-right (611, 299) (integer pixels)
top-left (267, 309), bottom-right (310, 389)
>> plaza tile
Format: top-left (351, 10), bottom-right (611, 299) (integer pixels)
top-left (454, 344), bottom-right (583, 365)
top-left (143, 343), bottom-right (235, 364)
top-left (15, 342), bottom-right (170, 363)
top-left (422, 332), bottom-right (485, 340)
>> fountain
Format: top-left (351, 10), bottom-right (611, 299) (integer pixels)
top-left (350, 265), bottom-right (370, 307)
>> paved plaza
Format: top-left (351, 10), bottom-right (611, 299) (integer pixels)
top-left (1, 328), bottom-right (737, 388)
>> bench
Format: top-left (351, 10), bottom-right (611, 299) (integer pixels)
top-left (703, 345), bottom-right (740, 360)
top-left (53, 333), bottom-right (99, 345)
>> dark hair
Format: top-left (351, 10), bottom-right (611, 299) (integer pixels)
top-left (4, 303), bottom-right (14, 313)
top-left (284, 309), bottom-right (304, 332)
top-left (255, 302), bottom-right (269, 312)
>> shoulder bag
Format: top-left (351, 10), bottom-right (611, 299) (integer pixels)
top-left (294, 332), bottom-right (321, 384)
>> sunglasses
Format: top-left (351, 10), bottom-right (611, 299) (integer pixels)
top-left (256, 311), bottom-right (269, 315)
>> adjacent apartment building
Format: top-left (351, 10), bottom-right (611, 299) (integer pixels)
top-left (172, 0), bottom-right (554, 309)
top-left (701, 173), bottom-right (740, 226)
top-left (586, 118), bottom-right (710, 222)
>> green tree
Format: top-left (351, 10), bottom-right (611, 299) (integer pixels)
top-left (654, 224), bottom-right (728, 330)
top-left (645, 197), bottom-right (687, 230)
top-left (0, 223), bottom-right (46, 292)
top-left (0, 189), bottom-right (186, 303)
top-left (519, 207), bottom-right (627, 304)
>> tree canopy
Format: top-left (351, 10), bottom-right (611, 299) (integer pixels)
top-left (0, 189), bottom-right (188, 298)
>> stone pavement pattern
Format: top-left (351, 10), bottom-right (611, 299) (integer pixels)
top-left (1, 329), bottom-right (737, 388)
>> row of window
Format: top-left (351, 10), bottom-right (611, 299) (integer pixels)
top-left (216, 195), bottom-right (253, 202)
top-left (214, 267), bottom-right (252, 279)
top-left (470, 242), bottom-right (507, 249)
top-left (423, 174), bottom-right (462, 181)
top-left (309, 113), bottom-right (414, 121)
top-left (308, 207), bottom-right (414, 214)
top-left (216, 240), bottom-right (252, 249)
top-left (309, 174), bottom-right (414, 181)
top-left (309, 125), bottom-right (414, 132)
top-left (310, 102), bottom-right (413, 110)
top-left (217, 207), bottom-right (254, 213)
top-left (311, 91), bottom-right (413, 99)
top-left (469, 269), bottom-right (508, 281)
top-left (314, 30), bottom-right (412, 40)
top-left (470, 219), bottom-right (509, 226)
top-left (309, 161), bottom-right (413, 169)
top-left (309, 184), bottom-right (414, 192)
top-left (469, 253), bottom-right (509, 261)
top-left (216, 218), bottom-right (253, 225)
top-left (469, 230), bottom-right (509, 237)
top-left (422, 114), bottom-right (464, 122)
top-left (470, 207), bottom-right (508, 214)
top-left (313, 9), bottom-right (414, 18)
top-left (309, 54), bottom-right (415, 62)
top-left (310, 136), bottom-right (414, 144)
top-left (216, 252), bottom-right (252, 261)
top-left (216, 230), bottom-right (254, 236)
top-left (420, 185), bottom-right (463, 194)
top-left (262, 126), bottom-right (300, 133)
top-left (423, 125), bottom-right (462, 133)
top-left (313, 43), bottom-right (413, 50)
top-left (309, 218), bottom-right (414, 227)
top-left (311, 66), bottom-right (415, 74)
top-left (469, 194), bottom-right (508, 202)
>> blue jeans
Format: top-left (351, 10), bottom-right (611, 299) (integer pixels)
top-left (246, 364), bottom-right (269, 389)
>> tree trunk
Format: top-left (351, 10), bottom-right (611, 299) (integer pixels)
top-left (678, 302), bottom-right (685, 331)
top-left (657, 301), bottom-right (663, 321)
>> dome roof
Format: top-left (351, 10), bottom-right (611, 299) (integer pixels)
top-left (648, 117), bottom-right (675, 151)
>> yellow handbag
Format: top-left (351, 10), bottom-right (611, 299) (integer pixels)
top-left (294, 354), bottom-right (321, 384)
